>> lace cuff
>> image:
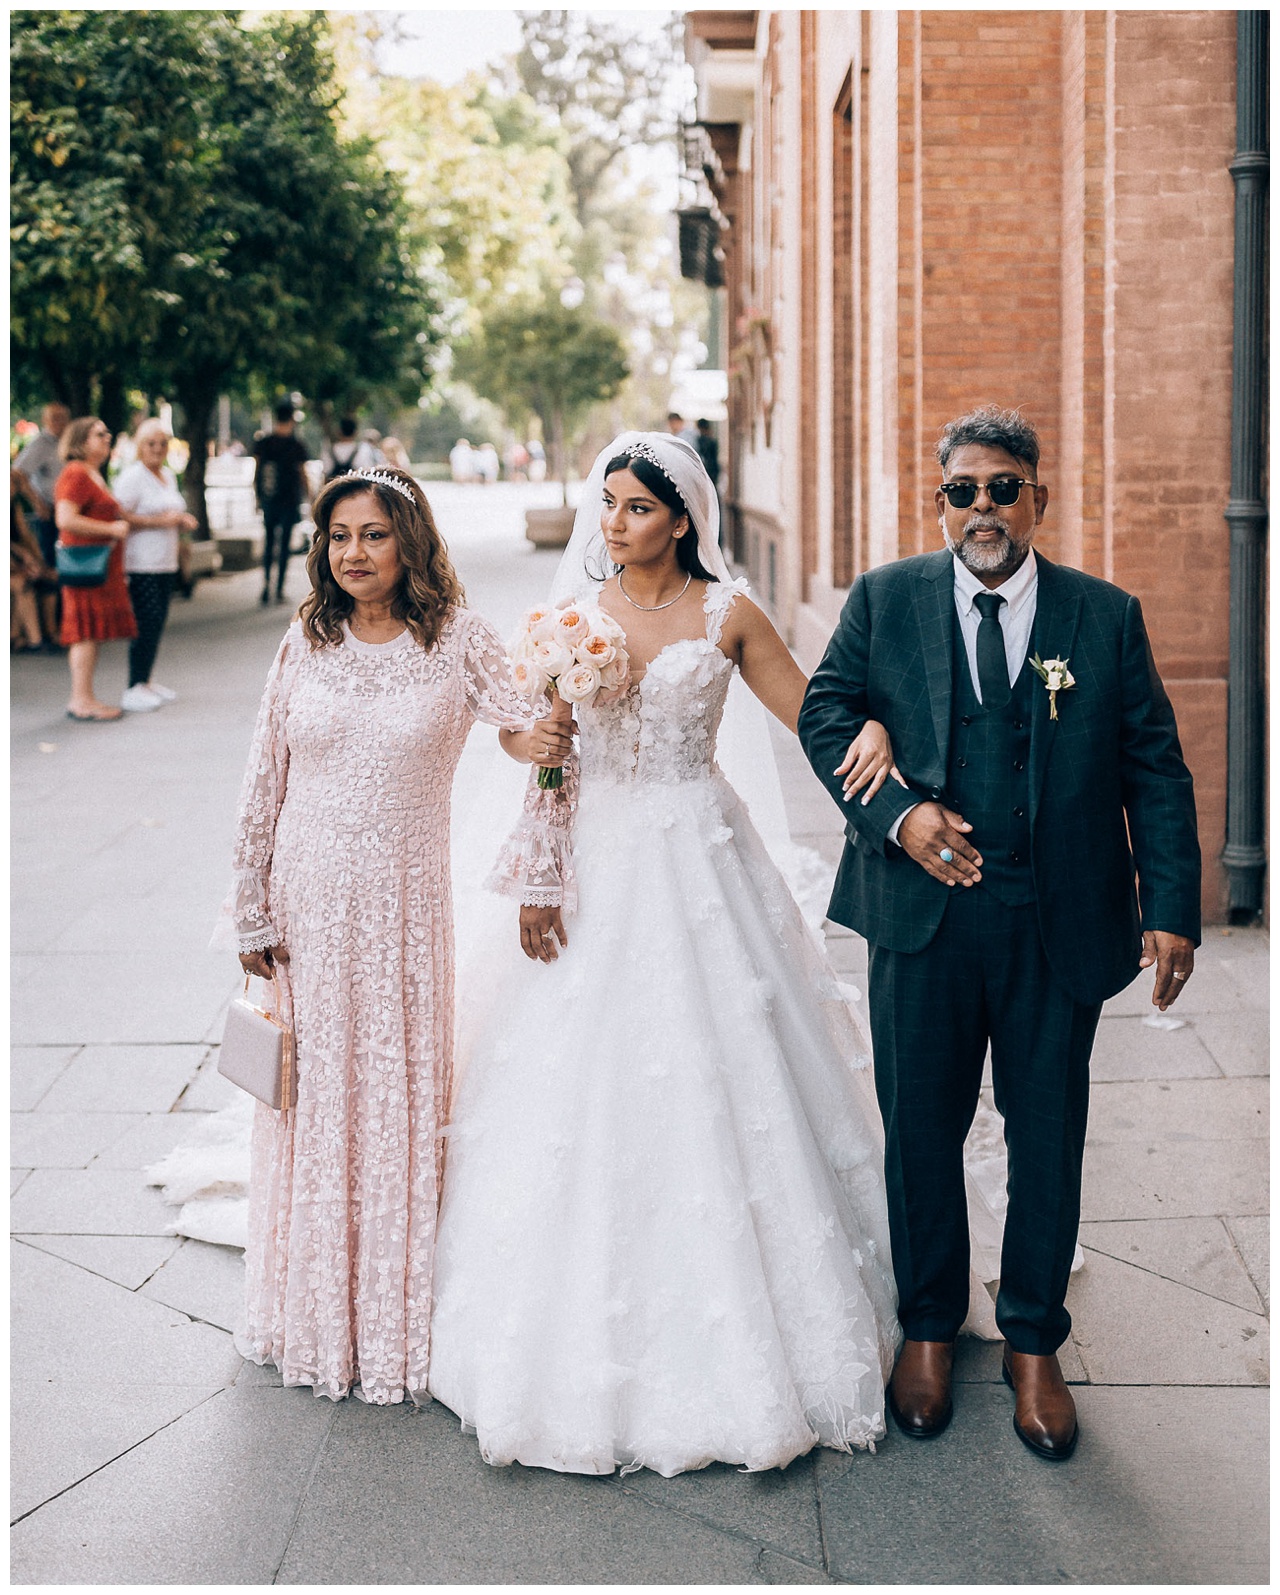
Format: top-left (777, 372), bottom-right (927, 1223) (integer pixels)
top-left (486, 745), bottom-right (579, 911)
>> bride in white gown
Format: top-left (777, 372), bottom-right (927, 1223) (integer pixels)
top-left (426, 434), bottom-right (904, 1476)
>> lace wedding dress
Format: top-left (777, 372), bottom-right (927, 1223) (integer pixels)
top-left (225, 611), bottom-right (538, 1403)
top-left (426, 583), bottom-right (902, 1475)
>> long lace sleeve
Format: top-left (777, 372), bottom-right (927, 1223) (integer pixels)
top-left (459, 609), bottom-right (543, 732)
top-left (485, 747), bottom-right (579, 912)
top-left (219, 625), bottom-right (303, 953)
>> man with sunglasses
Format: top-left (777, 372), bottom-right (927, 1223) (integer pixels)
top-left (799, 405), bottom-right (1200, 1463)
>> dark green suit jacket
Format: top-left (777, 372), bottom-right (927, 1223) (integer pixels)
top-left (798, 550), bottom-right (1201, 1006)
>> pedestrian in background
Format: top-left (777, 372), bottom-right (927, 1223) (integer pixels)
top-left (327, 416), bottom-right (377, 481)
top-left (54, 417), bottom-right (136, 721)
top-left (449, 438), bottom-right (475, 483)
top-left (114, 418), bottom-right (198, 711)
top-left (13, 402), bottom-right (70, 642)
top-left (252, 400), bottom-right (311, 606)
top-left (695, 418), bottom-right (720, 487)
top-left (11, 471), bottom-right (55, 652)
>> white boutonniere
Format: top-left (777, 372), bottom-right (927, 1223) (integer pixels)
top-left (1029, 654), bottom-right (1076, 721)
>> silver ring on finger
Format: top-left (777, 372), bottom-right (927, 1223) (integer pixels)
top-left (1172, 970), bottom-right (1188, 979)
top-left (939, 847), bottom-right (954, 864)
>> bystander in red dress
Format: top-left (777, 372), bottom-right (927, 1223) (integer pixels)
top-left (54, 462), bottom-right (137, 646)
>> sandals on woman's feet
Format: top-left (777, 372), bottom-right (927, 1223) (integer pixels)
top-left (65, 706), bottom-right (124, 722)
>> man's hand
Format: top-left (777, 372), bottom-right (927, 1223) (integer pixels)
top-left (897, 803), bottom-right (983, 888)
top-left (1140, 930), bottom-right (1195, 1011)
top-left (520, 905), bottom-right (568, 963)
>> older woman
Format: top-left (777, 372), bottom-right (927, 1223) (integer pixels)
top-left (227, 466), bottom-right (569, 1404)
top-left (54, 416), bottom-right (135, 721)
top-left (113, 418), bottom-right (198, 711)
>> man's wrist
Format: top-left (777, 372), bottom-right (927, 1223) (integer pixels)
top-left (887, 803), bottom-right (920, 846)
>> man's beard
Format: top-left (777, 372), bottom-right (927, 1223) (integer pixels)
top-left (944, 516), bottom-right (1030, 576)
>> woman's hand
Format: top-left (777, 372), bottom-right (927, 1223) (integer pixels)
top-left (519, 905), bottom-right (567, 963)
top-left (238, 943), bottom-right (290, 981)
top-left (502, 697), bottom-right (575, 769)
top-left (835, 719), bottom-right (907, 805)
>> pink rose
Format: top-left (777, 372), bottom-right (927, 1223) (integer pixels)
top-left (558, 661), bottom-right (602, 703)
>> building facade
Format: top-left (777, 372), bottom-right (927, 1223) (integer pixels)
top-left (682, 9), bottom-right (1265, 925)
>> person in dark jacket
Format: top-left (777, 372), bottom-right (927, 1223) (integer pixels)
top-left (799, 405), bottom-right (1200, 1463)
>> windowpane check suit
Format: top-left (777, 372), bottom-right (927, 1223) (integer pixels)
top-left (799, 548), bottom-right (1200, 1352)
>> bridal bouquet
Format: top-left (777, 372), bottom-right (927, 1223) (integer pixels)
top-left (510, 600), bottom-right (631, 788)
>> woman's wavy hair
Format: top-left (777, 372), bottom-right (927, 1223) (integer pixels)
top-left (59, 417), bottom-right (104, 462)
top-left (300, 468), bottom-right (464, 652)
top-left (597, 451), bottom-right (717, 581)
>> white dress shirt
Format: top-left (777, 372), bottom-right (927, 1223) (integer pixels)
top-left (885, 549), bottom-right (1039, 843)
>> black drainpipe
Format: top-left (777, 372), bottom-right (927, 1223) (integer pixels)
top-left (1222, 10), bottom-right (1268, 922)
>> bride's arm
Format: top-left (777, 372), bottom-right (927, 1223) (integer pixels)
top-left (732, 597), bottom-right (904, 804)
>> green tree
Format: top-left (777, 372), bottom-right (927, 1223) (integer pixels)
top-left (458, 297), bottom-right (629, 503)
top-left (11, 11), bottom-right (440, 531)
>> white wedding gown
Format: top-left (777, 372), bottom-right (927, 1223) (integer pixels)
top-left (426, 584), bottom-right (901, 1474)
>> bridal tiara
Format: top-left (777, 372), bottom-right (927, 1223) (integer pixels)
top-left (348, 468), bottom-right (417, 505)
top-left (618, 440), bottom-right (682, 492)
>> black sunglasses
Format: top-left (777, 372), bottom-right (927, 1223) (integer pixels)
top-left (938, 477), bottom-right (1035, 510)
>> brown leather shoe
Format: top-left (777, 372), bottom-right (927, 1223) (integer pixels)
top-left (1002, 1348), bottom-right (1079, 1460)
top-left (888, 1339), bottom-right (954, 1438)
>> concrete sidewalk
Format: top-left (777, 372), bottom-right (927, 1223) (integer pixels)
top-left (11, 483), bottom-right (1268, 1584)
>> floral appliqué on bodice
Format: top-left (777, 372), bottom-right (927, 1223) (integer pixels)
top-left (490, 579), bottom-right (749, 910)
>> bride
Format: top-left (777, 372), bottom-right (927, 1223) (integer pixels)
top-left (426, 434), bottom-right (904, 1476)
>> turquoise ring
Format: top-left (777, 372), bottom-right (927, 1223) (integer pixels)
top-left (939, 847), bottom-right (955, 864)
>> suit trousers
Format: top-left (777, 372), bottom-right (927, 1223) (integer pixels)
top-left (867, 886), bottom-right (1101, 1354)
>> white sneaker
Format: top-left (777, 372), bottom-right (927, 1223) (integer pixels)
top-left (146, 682), bottom-right (177, 702)
top-left (121, 684), bottom-right (163, 713)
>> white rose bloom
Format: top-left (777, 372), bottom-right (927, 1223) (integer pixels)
top-left (532, 638), bottom-right (574, 677)
top-left (574, 633), bottom-right (617, 668)
top-left (558, 662), bottom-right (602, 703)
top-left (510, 659), bottom-right (549, 700)
top-left (529, 613), bottom-right (561, 644)
top-left (553, 607), bottom-right (591, 646)
top-left (599, 654), bottom-right (630, 693)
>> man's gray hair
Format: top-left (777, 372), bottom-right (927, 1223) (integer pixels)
top-left (936, 405), bottom-right (1041, 476)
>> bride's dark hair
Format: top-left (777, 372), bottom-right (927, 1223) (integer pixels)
top-left (598, 452), bottom-right (718, 582)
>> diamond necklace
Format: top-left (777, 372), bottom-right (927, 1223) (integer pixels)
top-left (617, 571), bottom-right (692, 612)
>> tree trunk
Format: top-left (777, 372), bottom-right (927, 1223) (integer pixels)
top-left (99, 370), bottom-right (127, 439)
top-left (176, 388), bottom-right (216, 540)
top-left (549, 407), bottom-right (567, 507)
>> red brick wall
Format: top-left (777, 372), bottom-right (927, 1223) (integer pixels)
top-left (1108, 8), bottom-right (1236, 922)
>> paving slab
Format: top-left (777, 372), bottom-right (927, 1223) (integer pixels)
top-left (37, 1043), bottom-right (208, 1114)
top-left (1193, 1009), bottom-right (1271, 1076)
top-left (1227, 1215), bottom-right (1269, 1313)
top-left (276, 1398), bottom-right (770, 1585)
top-left (816, 1385), bottom-right (1267, 1584)
top-left (9, 1165), bottom-right (179, 1237)
top-left (10, 1110), bottom-right (138, 1169)
top-left (89, 1108), bottom-right (221, 1169)
top-left (1087, 1015), bottom-right (1220, 1081)
top-left (616, 1449), bottom-right (824, 1567)
top-left (140, 1237), bottom-right (246, 1334)
top-left (1078, 1216), bottom-right (1265, 1312)
top-left (1068, 1247), bottom-right (1268, 1385)
top-left (11, 952), bottom-right (239, 1046)
top-left (9, 1389), bottom-right (336, 1586)
top-left (13, 1240), bottom-right (242, 1388)
top-left (1100, 956), bottom-right (1254, 1019)
top-left (10, 1045), bottom-right (80, 1111)
top-left (20, 1231), bottom-right (180, 1290)
top-left (174, 1050), bottom-right (241, 1112)
top-left (1087, 1076), bottom-right (1267, 1142)
top-left (1081, 1133), bottom-right (1268, 1223)
top-left (12, 1384), bottom-right (224, 1525)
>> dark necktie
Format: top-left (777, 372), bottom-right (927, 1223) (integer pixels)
top-left (973, 591), bottom-right (1011, 710)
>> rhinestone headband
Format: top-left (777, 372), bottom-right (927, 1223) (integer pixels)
top-left (619, 440), bottom-right (680, 492)
top-left (348, 468), bottom-right (417, 505)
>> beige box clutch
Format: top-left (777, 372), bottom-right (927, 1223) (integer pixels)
top-left (218, 977), bottom-right (296, 1111)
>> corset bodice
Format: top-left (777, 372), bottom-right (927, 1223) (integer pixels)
top-left (578, 637), bottom-right (736, 786)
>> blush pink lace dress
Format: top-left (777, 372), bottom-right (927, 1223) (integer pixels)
top-left (228, 611), bottom-right (539, 1403)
